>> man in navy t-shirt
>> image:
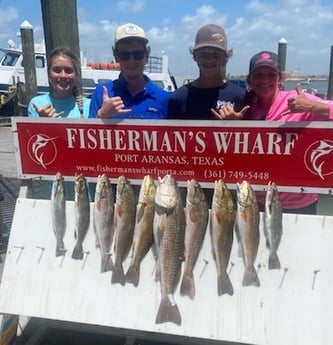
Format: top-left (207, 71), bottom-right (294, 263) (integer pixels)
top-left (168, 24), bottom-right (249, 120)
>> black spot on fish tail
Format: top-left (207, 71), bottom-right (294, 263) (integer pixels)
top-left (155, 296), bottom-right (182, 326)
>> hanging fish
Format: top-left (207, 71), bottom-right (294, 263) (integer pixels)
top-left (180, 179), bottom-right (209, 299)
top-left (125, 175), bottom-right (156, 287)
top-left (93, 174), bottom-right (115, 272)
top-left (72, 173), bottom-right (90, 260)
top-left (210, 179), bottom-right (235, 296)
top-left (235, 180), bottom-right (260, 287)
top-left (51, 172), bottom-right (66, 257)
top-left (264, 181), bottom-right (283, 269)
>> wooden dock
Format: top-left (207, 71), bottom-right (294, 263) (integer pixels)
top-left (0, 125), bottom-right (17, 178)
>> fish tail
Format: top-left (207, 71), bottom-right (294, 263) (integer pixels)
top-left (217, 273), bottom-right (234, 296)
top-left (71, 243), bottom-right (83, 260)
top-left (111, 263), bottom-right (125, 285)
top-left (180, 273), bottom-right (195, 300)
top-left (268, 252), bottom-right (281, 270)
top-left (242, 266), bottom-right (260, 287)
top-left (55, 239), bottom-right (66, 257)
top-left (154, 263), bottom-right (161, 282)
top-left (101, 254), bottom-right (114, 273)
top-left (125, 264), bottom-right (140, 287)
top-left (155, 296), bottom-right (182, 326)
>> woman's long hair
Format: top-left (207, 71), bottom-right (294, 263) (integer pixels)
top-left (47, 47), bottom-right (84, 117)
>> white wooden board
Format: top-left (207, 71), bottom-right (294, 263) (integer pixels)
top-left (0, 198), bottom-right (332, 345)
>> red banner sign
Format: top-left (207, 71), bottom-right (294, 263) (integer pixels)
top-left (12, 117), bottom-right (333, 193)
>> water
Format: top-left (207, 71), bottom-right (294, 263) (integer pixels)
top-left (284, 79), bottom-right (329, 97)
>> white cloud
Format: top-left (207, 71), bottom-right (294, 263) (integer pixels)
top-left (116, 0), bottom-right (145, 12)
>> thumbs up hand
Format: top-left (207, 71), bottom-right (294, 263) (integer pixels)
top-left (97, 86), bottom-right (132, 118)
top-left (281, 85), bottom-right (313, 116)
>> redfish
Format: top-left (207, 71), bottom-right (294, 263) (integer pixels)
top-left (155, 175), bottom-right (185, 326)
top-left (93, 174), bottom-right (115, 273)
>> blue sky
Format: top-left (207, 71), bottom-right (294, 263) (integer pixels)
top-left (0, 0), bottom-right (332, 76)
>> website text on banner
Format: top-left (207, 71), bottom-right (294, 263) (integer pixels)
top-left (11, 118), bottom-right (333, 193)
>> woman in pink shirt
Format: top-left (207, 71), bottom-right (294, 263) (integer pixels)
top-left (245, 51), bottom-right (333, 214)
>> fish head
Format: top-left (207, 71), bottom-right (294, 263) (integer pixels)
top-left (213, 179), bottom-right (232, 207)
top-left (155, 174), bottom-right (178, 209)
top-left (186, 179), bottom-right (205, 206)
top-left (138, 175), bottom-right (156, 205)
top-left (265, 181), bottom-right (281, 210)
top-left (54, 172), bottom-right (64, 182)
top-left (74, 173), bottom-right (88, 202)
top-left (95, 174), bottom-right (110, 199)
top-left (51, 172), bottom-right (65, 198)
top-left (236, 180), bottom-right (256, 207)
top-left (116, 175), bottom-right (134, 203)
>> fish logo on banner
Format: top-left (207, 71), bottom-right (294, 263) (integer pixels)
top-left (304, 140), bottom-right (333, 180)
top-left (27, 134), bottom-right (58, 169)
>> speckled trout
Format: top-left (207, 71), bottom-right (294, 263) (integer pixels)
top-left (93, 174), bottom-right (115, 273)
top-left (125, 175), bottom-right (156, 287)
top-left (51, 172), bottom-right (66, 257)
top-left (264, 181), bottom-right (283, 269)
top-left (180, 179), bottom-right (208, 299)
top-left (210, 179), bottom-right (235, 296)
top-left (72, 173), bottom-right (90, 260)
top-left (112, 175), bottom-right (136, 285)
top-left (235, 180), bottom-right (260, 287)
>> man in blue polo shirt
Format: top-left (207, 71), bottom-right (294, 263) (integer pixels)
top-left (89, 23), bottom-right (169, 119)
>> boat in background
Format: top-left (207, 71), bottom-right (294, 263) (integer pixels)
top-left (0, 40), bottom-right (177, 116)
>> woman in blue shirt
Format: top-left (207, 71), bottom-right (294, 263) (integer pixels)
top-left (28, 47), bottom-right (90, 118)
top-left (28, 47), bottom-right (91, 200)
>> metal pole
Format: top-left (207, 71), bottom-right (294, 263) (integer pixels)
top-left (278, 38), bottom-right (287, 72)
top-left (327, 45), bottom-right (333, 100)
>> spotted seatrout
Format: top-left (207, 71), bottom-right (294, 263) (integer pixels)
top-left (93, 174), bottom-right (115, 273)
top-left (210, 180), bottom-right (236, 296)
top-left (155, 174), bottom-right (185, 326)
top-left (235, 180), bottom-right (260, 287)
top-left (125, 175), bottom-right (156, 287)
top-left (180, 179), bottom-right (209, 299)
top-left (112, 175), bottom-right (136, 285)
top-left (264, 181), bottom-right (283, 269)
top-left (51, 172), bottom-right (66, 257)
top-left (72, 173), bottom-right (90, 260)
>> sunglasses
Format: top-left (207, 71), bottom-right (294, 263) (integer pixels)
top-left (116, 50), bottom-right (145, 61)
